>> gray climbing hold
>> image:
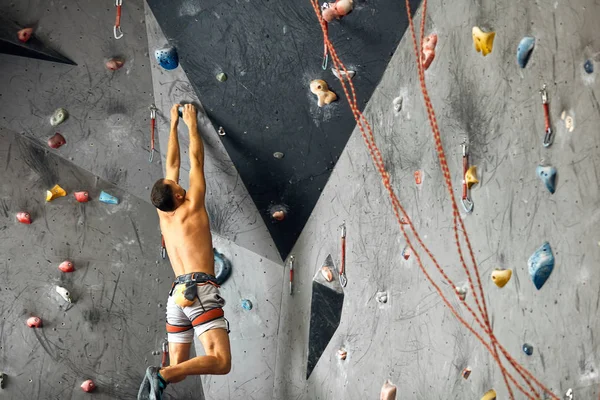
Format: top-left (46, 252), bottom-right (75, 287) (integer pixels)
top-left (216, 72), bottom-right (227, 82)
top-left (241, 299), bottom-right (253, 310)
top-left (376, 291), bottom-right (388, 304)
top-left (50, 108), bottom-right (68, 126)
top-left (565, 388), bottom-right (573, 400)
top-left (56, 285), bottom-right (72, 303)
top-left (273, 152), bottom-right (284, 159)
top-left (528, 242), bottom-right (555, 290)
top-left (218, 127), bottom-right (226, 136)
top-left (331, 67), bottom-right (355, 81)
top-left (393, 96), bottom-right (403, 113)
top-left (522, 343), bottom-right (533, 356)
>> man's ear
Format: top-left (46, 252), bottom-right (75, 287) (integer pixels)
top-left (175, 192), bottom-right (183, 200)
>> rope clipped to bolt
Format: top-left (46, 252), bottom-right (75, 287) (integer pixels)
top-left (308, 0), bottom-right (559, 398)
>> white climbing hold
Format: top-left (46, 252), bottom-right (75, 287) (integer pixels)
top-left (56, 286), bottom-right (72, 303)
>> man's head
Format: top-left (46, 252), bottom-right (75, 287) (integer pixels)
top-left (151, 179), bottom-right (186, 211)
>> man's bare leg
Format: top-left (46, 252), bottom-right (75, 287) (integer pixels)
top-left (167, 342), bottom-right (191, 383)
top-left (159, 328), bottom-right (231, 383)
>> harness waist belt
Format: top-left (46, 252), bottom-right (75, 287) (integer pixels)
top-left (173, 272), bottom-right (218, 285)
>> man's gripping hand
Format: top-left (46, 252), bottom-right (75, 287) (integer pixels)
top-left (182, 104), bottom-right (197, 128)
top-left (171, 104), bottom-right (181, 126)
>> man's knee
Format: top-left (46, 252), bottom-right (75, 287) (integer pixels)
top-left (215, 354), bottom-right (231, 375)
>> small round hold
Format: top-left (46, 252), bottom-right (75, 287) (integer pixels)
top-left (47, 132), bottom-right (66, 149)
top-left (337, 349), bottom-right (347, 360)
top-left (216, 72), bottom-right (228, 82)
top-left (17, 212), bottom-right (32, 224)
top-left (26, 316), bottom-right (42, 328)
top-left (273, 152), bottom-right (284, 159)
top-left (393, 96), bottom-right (403, 113)
top-left (375, 291), bottom-right (388, 304)
top-left (17, 27), bottom-right (33, 43)
top-left (584, 59), bottom-right (594, 74)
top-left (414, 170), bottom-right (423, 185)
top-left (74, 191), bottom-right (90, 203)
top-left (241, 299), bottom-right (253, 310)
top-left (402, 247), bottom-right (411, 260)
top-left (106, 58), bottom-right (125, 71)
top-left (218, 127), bottom-right (226, 136)
top-left (80, 379), bottom-right (96, 392)
top-left (272, 210), bottom-right (286, 221)
top-left (58, 260), bottom-right (75, 273)
top-left (461, 367), bottom-right (472, 379)
top-left (522, 343), bottom-right (533, 356)
top-left (456, 286), bottom-right (467, 301)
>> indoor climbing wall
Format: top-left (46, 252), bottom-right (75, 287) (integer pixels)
top-left (273, 0), bottom-right (600, 399)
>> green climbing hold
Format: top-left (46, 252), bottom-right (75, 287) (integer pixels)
top-left (216, 72), bottom-right (228, 82)
top-left (50, 108), bottom-right (68, 126)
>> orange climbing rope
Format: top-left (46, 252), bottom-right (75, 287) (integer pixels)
top-left (308, 1), bottom-right (560, 398)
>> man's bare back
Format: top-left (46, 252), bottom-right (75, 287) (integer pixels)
top-left (158, 200), bottom-right (214, 277)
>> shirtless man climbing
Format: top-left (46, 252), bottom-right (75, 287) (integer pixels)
top-left (138, 104), bottom-right (231, 400)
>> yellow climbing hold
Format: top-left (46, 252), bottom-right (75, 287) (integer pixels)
top-left (472, 27), bottom-right (495, 56)
top-left (481, 389), bottom-right (497, 400)
top-left (465, 166), bottom-right (479, 188)
top-left (491, 269), bottom-right (512, 288)
top-left (46, 184), bottom-right (67, 202)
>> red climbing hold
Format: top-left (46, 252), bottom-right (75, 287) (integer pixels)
top-left (402, 247), bottom-right (411, 260)
top-left (17, 212), bottom-right (32, 224)
top-left (80, 379), bottom-right (96, 392)
top-left (272, 210), bottom-right (285, 221)
top-left (58, 261), bottom-right (75, 273)
top-left (17, 28), bottom-right (33, 43)
top-left (422, 33), bottom-right (438, 70)
top-left (74, 191), bottom-right (90, 203)
top-left (47, 133), bottom-right (66, 149)
top-left (26, 316), bottom-right (42, 328)
top-left (106, 58), bottom-right (125, 71)
top-left (414, 170), bottom-right (423, 185)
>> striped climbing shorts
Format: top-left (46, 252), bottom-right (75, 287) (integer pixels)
top-left (165, 282), bottom-right (229, 343)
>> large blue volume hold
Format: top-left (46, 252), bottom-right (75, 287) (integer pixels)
top-left (517, 36), bottom-right (535, 68)
top-left (155, 46), bottom-right (179, 70)
top-left (214, 248), bottom-right (232, 285)
top-left (528, 242), bottom-right (555, 290)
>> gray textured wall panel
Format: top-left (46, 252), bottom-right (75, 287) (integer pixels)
top-left (274, 0), bottom-right (600, 399)
top-left (0, 0), bottom-right (160, 202)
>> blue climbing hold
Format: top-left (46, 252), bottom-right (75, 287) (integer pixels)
top-left (584, 59), bottom-right (594, 74)
top-left (214, 248), bottom-right (232, 285)
top-left (536, 165), bottom-right (557, 194)
top-left (155, 47), bottom-right (179, 70)
top-left (516, 36), bottom-right (535, 68)
top-left (528, 242), bottom-right (555, 290)
top-left (241, 299), bottom-right (253, 310)
top-left (522, 343), bottom-right (534, 356)
top-left (99, 191), bottom-right (119, 205)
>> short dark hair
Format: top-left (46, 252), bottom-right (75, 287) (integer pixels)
top-left (151, 179), bottom-right (175, 211)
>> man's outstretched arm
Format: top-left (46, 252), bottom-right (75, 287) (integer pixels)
top-left (182, 104), bottom-right (206, 208)
top-left (166, 104), bottom-right (181, 183)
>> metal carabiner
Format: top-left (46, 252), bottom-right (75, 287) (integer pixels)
top-left (539, 84), bottom-right (548, 104)
top-left (149, 104), bottom-right (157, 163)
top-left (461, 197), bottom-right (474, 213)
top-left (114, 0), bottom-right (123, 39)
top-left (543, 127), bottom-right (553, 147)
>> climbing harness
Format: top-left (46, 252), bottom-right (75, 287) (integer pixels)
top-left (289, 256), bottom-right (294, 294)
top-left (114, 0), bottom-right (123, 39)
top-left (160, 234), bottom-right (166, 259)
top-left (339, 224), bottom-right (347, 287)
top-left (540, 84), bottom-right (553, 147)
top-left (320, 4), bottom-right (330, 69)
top-left (149, 104), bottom-right (157, 163)
top-left (161, 340), bottom-right (169, 367)
top-left (461, 140), bottom-right (474, 213)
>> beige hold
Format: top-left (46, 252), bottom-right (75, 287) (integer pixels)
top-left (337, 348), bottom-right (347, 360)
top-left (380, 380), bottom-right (397, 400)
top-left (481, 389), bottom-right (497, 400)
top-left (491, 269), bottom-right (512, 288)
top-left (561, 110), bottom-right (575, 132)
top-left (310, 79), bottom-right (337, 107)
top-left (321, 266), bottom-right (334, 282)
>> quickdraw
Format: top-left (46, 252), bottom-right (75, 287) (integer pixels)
top-left (339, 223), bottom-right (347, 287)
top-left (320, 3), bottom-right (330, 69)
top-left (540, 84), bottom-right (553, 147)
top-left (160, 234), bottom-right (166, 259)
top-left (149, 104), bottom-right (157, 163)
top-left (461, 140), bottom-right (474, 213)
top-left (161, 339), bottom-right (169, 367)
top-left (114, 0), bottom-right (123, 39)
top-left (289, 255), bottom-right (294, 295)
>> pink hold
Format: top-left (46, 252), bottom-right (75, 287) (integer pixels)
top-left (47, 133), bottom-right (66, 149)
top-left (17, 212), bottom-right (32, 224)
top-left (322, 0), bottom-right (354, 22)
top-left (80, 379), bottom-right (96, 392)
top-left (58, 261), bottom-right (75, 273)
top-left (106, 58), bottom-right (124, 71)
top-left (18, 28), bottom-right (33, 43)
top-left (422, 33), bottom-right (438, 70)
top-left (26, 316), bottom-right (42, 328)
top-left (74, 191), bottom-right (90, 203)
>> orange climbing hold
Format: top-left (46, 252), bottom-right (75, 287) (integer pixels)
top-left (414, 170), bottom-right (423, 185)
top-left (322, 0), bottom-right (354, 22)
top-left (59, 261), bottom-right (75, 273)
top-left (46, 184), bottom-right (67, 202)
top-left (81, 379), bottom-right (96, 392)
top-left (380, 380), bottom-right (397, 400)
top-left (421, 33), bottom-right (437, 70)
top-left (26, 316), bottom-right (42, 328)
top-left (310, 79), bottom-right (337, 107)
top-left (106, 58), bottom-right (125, 71)
top-left (321, 266), bottom-right (334, 282)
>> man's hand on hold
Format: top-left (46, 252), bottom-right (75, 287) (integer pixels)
top-left (182, 104), bottom-right (197, 128)
top-left (171, 104), bottom-right (181, 126)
